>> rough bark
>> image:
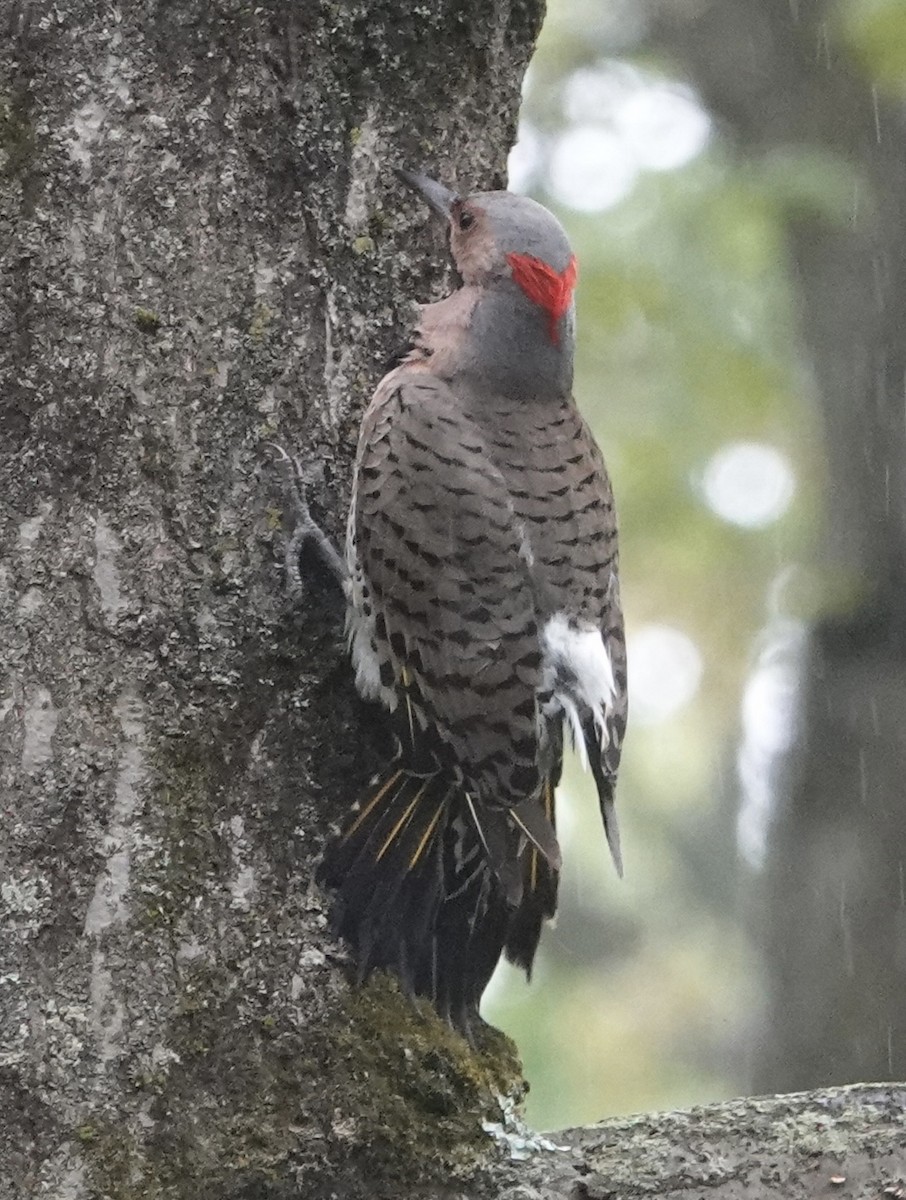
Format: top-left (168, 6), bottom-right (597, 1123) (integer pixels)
top-left (652, 0), bottom-right (906, 1094)
top-left (0, 2), bottom-right (542, 1196)
top-left (490, 1082), bottom-right (906, 1200)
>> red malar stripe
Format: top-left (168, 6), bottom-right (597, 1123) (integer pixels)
top-left (506, 252), bottom-right (578, 346)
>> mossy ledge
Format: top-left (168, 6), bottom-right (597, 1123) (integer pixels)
top-left (76, 747), bottom-right (524, 1199)
top-left (327, 973), bottom-right (525, 1173)
top-left (77, 976), bottom-right (524, 1199)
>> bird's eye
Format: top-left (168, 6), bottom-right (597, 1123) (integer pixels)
top-left (458, 209), bottom-right (475, 231)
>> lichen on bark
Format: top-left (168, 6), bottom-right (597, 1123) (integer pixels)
top-left (0, 0), bottom-right (543, 1196)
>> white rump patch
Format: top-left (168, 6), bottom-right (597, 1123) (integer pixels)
top-left (347, 604), bottom-right (384, 700)
top-left (541, 612), bottom-right (616, 766)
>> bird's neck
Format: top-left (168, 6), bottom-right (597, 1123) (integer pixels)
top-left (413, 282), bottom-right (575, 401)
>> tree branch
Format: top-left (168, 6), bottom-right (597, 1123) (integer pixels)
top-left (484, 1082), bottom-right (906, 1200)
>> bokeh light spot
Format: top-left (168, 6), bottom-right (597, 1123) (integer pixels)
top-left (549, 125), bottom-right (637, 212)
top-left (628, 624), bottom-right (703, 725)
top-left (702, 441), bottom-right (796, 529)
top-left (614, 84), bottom-right (711, 171)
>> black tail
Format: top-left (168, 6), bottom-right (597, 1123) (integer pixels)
top-left (317, 764), bottom-right (561, 1033)
top-left (583, 716), bottom-right (623, 878)
top-left (503, 778), bottom-right (559, 975)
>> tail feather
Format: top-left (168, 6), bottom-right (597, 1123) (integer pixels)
top-left (584, 716), bottom-right (623, 878)
top-left (434, 875), bottom-right (509, 1035)
top-left (318, 771), bottom-right (451, 988)
top-left (428, 870), bottom-right (496, 1029)
top-left (318, 762), bottom-right (564, 1031)
top-left (504, 778), bottom-right (560, 974)
top-left (510, 794), bottom-right (561, 872)
top-left (432, 803), bottom-right (527, 1030)
top-left (321, 768), bottom-right (407, 881)
top-left (465, 797), bottom-right (524, 906)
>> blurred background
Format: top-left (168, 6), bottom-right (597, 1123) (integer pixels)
top-left (483, 0), bottom-right (906, 1131)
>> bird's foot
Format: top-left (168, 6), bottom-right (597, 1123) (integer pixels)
top-left (267, 443), bottom-right (346, 602)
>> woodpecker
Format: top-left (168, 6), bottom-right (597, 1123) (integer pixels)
top-left (316, 170), bottom-right (626, 1034)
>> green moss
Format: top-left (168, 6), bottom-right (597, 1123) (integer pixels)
top-left (84, 748), bottom-right (525, 1198)
top-left (157, 968), bottom-right (520, 1189)
top-left (75, 1122), bottom-right (152, 1200)
top-left (134, 307), bottom-right (162, 334)
top-left (80, 968), bottom-right (521, 1197)
top-left (320, 972), bottom-right (523, 1178)
top-left (248, 303), bottom-right (274, 341)
top-left (139, 750), bottom-right (224, 932)
top-left (352, 235), bottom-right (375, 256)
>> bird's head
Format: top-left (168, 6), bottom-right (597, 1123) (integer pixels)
top-left (397, 169), bottom-right (578, 351)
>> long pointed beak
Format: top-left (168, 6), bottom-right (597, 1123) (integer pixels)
top-left (395, 168), bottom-right (458, 220)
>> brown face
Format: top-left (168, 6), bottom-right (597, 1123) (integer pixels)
top-left (447, 198), bottom-right (501, 285)
top-left (397, 172), bottom-right (578, 336)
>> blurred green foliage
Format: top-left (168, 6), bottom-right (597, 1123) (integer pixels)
top-left (482, 0), bottom-right (902, 1132)
top-left (840, 0), bottom-right (906, 93)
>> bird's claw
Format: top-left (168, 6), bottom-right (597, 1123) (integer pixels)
top-left (266, 442), bottom-right (346, 601)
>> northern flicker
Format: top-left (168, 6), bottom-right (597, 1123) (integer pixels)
top-left (316, 170), bottom-right (627, 1033)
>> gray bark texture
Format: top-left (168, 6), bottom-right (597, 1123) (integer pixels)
top-left (652, 0), bottom-right (906, 1096)
top-left (0, 1), bottom-right (542, 1195)
top-left (499, 1083), bottom-right (906, 1200)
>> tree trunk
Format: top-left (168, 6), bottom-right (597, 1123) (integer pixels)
top-left (652, 0), bottom-right (906, 1092)
top-left (0, 2), bottom-right (542, 1195)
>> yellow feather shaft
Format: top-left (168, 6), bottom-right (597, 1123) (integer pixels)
top-left (464, 794), bottom-right (490, 857)
top-left (510, 809), bottom-right (542, 854)
top-left (529, 779), bottom-right (555, 891)
top-left (408, 798), bottom-right (446, 870)
top-left (342, 769), bottom-right (403, 842)
top-left (376, 780), bottom-right (428, 862)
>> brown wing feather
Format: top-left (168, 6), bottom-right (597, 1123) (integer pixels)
top-left (475, 392), bottom-right (626, 798)
top-left (353, 373), bottom-right (544, 806)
